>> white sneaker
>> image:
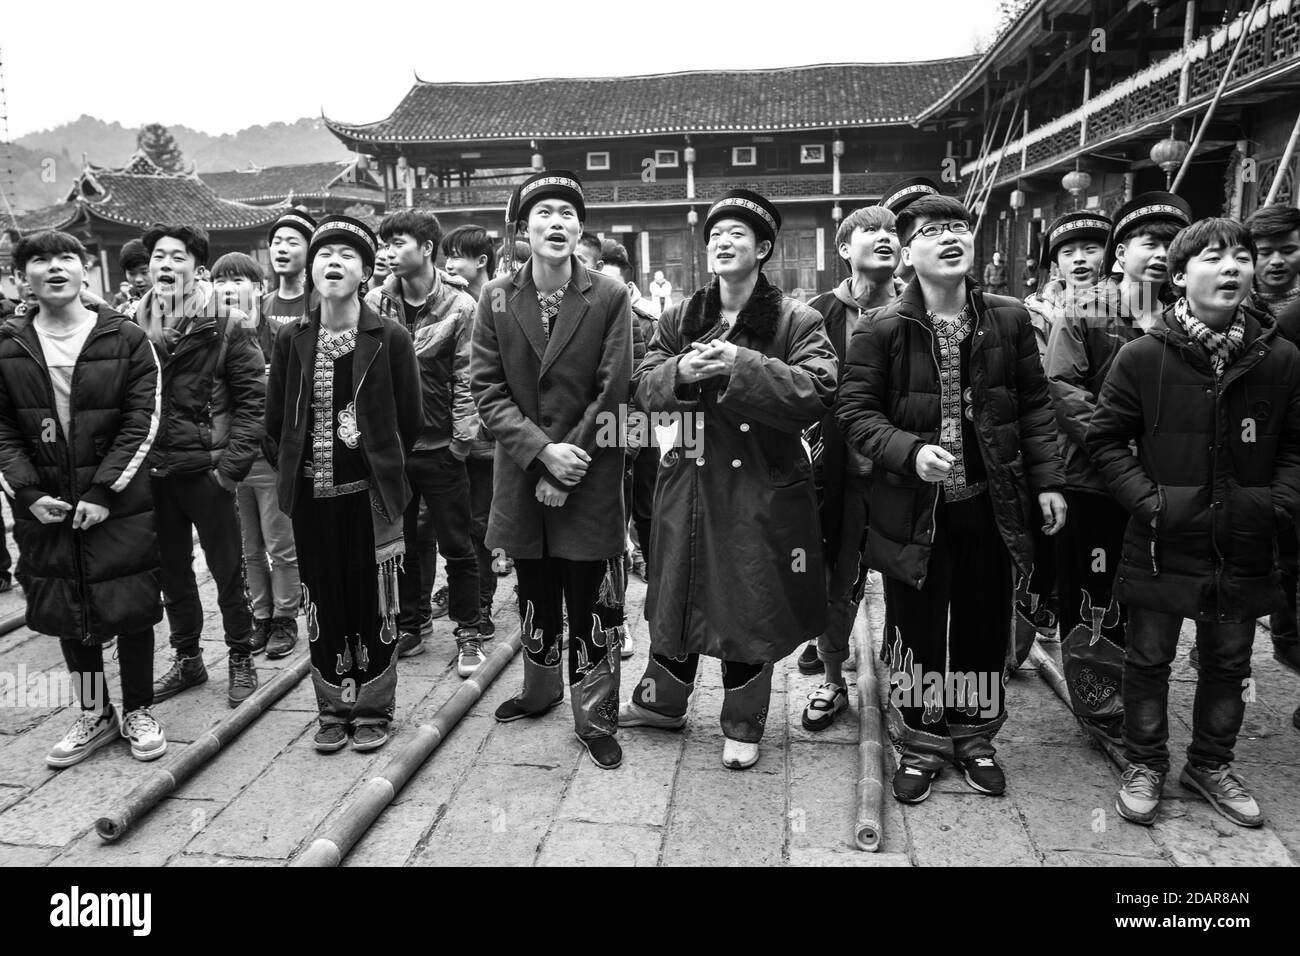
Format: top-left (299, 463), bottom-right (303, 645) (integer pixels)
top-left (120, 707), bottom-right (167, 762)
top-left (46, 707), bottom-right (119, 768)
top-left (620, 627), bottom-right (635, 659)
top-left (618, 699), bottom-right (686, 730)
top-left (722, 737), bottom-right (760, 770)
top-left (456, 634), bottom-right (486, 678)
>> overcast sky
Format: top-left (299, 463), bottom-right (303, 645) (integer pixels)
top-left (2, 0), bottom-right (1002, 138)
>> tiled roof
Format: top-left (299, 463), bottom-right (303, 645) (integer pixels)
top-left (1, 202), bottom-right (79, 234)
top-left (325, 58), bottom-right (980, 145)
top-left (203, 161), bottom-right (383, 204)
top-left (74, 169), bottom-right (287, 230)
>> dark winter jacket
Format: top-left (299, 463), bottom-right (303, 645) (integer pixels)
top-left (636, 274), bottom-right (837, 663)
top-left (1087, 303), bottom-right (1300, 622)
top-left (470, 258), bottom-right (632, 561)
top-left (133, 291), bottom-right (266, 481)
top-left (366, 271), bottom-right (480, 455)
top-left (837, 277), bottom-right (1065, 589)
top-left (264, 304), bottom-right (422, 523)
top-left (0, 306), bottom-right (162, 640)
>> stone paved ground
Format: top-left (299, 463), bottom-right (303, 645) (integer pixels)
top-left (0, 513), bottom-right (1297, 866)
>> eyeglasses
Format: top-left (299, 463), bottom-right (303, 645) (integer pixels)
top-left (907, 221), bottom-right (972, 243)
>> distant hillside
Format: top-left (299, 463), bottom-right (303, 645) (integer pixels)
top-left (3, 116), bottom-right (352, 212)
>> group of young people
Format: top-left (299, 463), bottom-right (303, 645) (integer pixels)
top-left (2, 165), bottom-right (1298, 833)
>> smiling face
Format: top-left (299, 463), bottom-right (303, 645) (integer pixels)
top-left (269, 227), bottom-right (308, 279)
top-left (148, 235), bottom-right (197, 295)
top-left (24, 249), bottom-right (86, 310)
top-left (310, 242), bottom-right (370, 300)
top-left (1175, 240), bottom-right (1255, 323)
top-left (526, 199), bottom-right (582, 264)
top-left (1055, 239), bottom-right (1105, 291)
top-left (1254, 228), bottom-right (1300, 294)
top-left (1116, 230), bottom-right (1169, 284)
top-left (707, 217), bottom-right (769, 279)
top-left (840, 224), bottom-right (900, 277)
top-left (902, 216), bottom-right (972, 284)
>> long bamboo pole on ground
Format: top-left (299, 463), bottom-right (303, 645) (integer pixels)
top-left (1028, 642), bottom-right (1125, 768)
top-left (1265, 111), bottom-right (1300, 206)
top-left (853, 577), bottom-right (886, 852)
top-left (96, 653), bottom-right (311, 841)
top-left (291, 624), bottom-right (522, 867)
top-left (0, 609), bottom-right (26, 636)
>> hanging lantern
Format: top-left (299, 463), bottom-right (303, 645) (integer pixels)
top-left (831, 203), bottom-right (843, 222)
top-left (686, 208), bottom-right (699, 227)
top-left (1008, 188), bottom-right (1027, 211)
top-left (1061, 168), bottom-right (1092, 198)
top-left (684, 146), bottom-right (696, 165)
top-left (1150, 126), bottom-right (1189, 188)
top-left (531, 152), bottom-right (544, 172)
top-left (832, 139), bottom-right (846, 158)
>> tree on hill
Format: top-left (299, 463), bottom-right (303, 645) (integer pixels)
top-left (137, 123), bottom-right (184, 172)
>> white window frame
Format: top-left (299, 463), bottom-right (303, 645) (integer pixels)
top-left (800, 144), bottom-right (826, 164)
top-left (586, 151), bottom-right (611, 171)
top-left (732, 147), bottom-right (757, 167)
top-left (654, 149), bottom-right (679, 168)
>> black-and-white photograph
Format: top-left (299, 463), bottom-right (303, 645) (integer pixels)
top-left (0, 0), bottom-right (1294, 912)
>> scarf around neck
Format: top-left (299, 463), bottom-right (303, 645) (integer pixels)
top-left (1176, 297), bottom-right (1245, 378)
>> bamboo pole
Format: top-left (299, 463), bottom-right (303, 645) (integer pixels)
top-left (972, 89), bottom-right (1026, 242)
top-left (0, 609), bottom-right (27, 636)
top-left (1171, 0), bottom-right (1264, 194)
top-left (853, 576), bottom-right (886, 852)
top-left (291, 624), bottom-right (523, 867)
top-left (963, 102), bottom-right (1007, 209)
top-left (95, 654), bottom-right (311, 841)
top-left (1264, 111), bottom-right (1300, 206)
top-left (1028, 642), bottom-right (1126, 768)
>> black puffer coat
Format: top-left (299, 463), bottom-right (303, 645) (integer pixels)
top-left (836, 278), bottom-right (1065, 588)
top-left (0, 306), bottom-right (163, 640)
top-left (1087, 303), bottom-right (1300, 622)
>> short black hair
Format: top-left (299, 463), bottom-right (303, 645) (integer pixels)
top-left (897, 195), bottom-right (971, 245)
top-left (142, 223), bottom-right (210, 266)
top-left (378, 210), bottom-right (442, 251)
top-left (210, 252), bottom-right (265, 284)
top-left (599, 239), bottom-right (631, 279)
top-left (14, 230), bottom-right (89, 273)
top-left (1116, 219), bottom-right (1182, 249)
top-left (1168, 218), bottom-right (1257, 277)
top-left (835, 205), bottom-right (896, 250)
top-left (441, 224), bottom-right (497, 276)
top-left (1245, 203), bottom-right (1300, 242)
top-left (578, 232), bottom-right (602, 257)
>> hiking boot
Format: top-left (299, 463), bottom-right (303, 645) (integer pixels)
top-left (120, 707), bottom-right (167, 762)
top-left (152, 652), bottom-right (207, 703)
top-left (397, 631), bottom-right (425, 658)
top-left (722, 737), bottom-right (760, 770)
top-left (892, 764), bottom-right (938, 803)
top-left (955, 755), bottom-right (1006, 795)
top-left (1179, 763), bottom-right (1264, 827)
top-left (797, 641), bottom-right (824, 675)
top-left (478, 600), bottom-right (495, 638)
top-left (227, 653), bottom-right (259, 707)
top-left (617, 699), bottom-right (686, 730)
top-left (456, 630), bottom-right (486, 678)
top-left (266, 617), bottom-right (298, 659)
top-left (576, 733), bottom-right (622, 769)
top-left (352, 723), bottom-right (390, 752)
top-left (430, 586), bottom-right (449, 620)
top-left (1273, 638), bottom-right (1300, 676)
top-left (802, 681), bottom-right (849, 731)
top-left (248, 618), bottom-right (271, 656)
top-left (1116, 763), bottom-right (1165, 826)
top-left (314, 722), bottom-right (348, 754)
top-left (46, 706), bottom-right (119, 768)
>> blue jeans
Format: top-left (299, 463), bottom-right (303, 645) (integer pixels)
top-left (1123, 606), bottom-right (1253, 773)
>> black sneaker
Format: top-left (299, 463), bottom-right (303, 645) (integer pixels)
top-left (152, 652), bottom-right (208, 703)
top-left (576, 733), bottom-right (622, 769)
top-left (266, 617), bottom-right (298, 659)
top-left (892, 764), bottom-right (937, 804)
top-left (248, 618), bottom-right (271, 656)
top-left (227, 653), bottom-right (259, 707)
top-left (955, 755), bottom-right (1007, 795)
top-left (396, 631), bottom-right (425, 658)
top-left (1273, 638), bottom-right (1300, 676)
top-left (797, 641), bottom-right (824, 675)
top-left (430, 586), bottom-right (449, 620)
top-left (314, 723), bottom-right (348, 754)
top-left (478, 601), bottom-right (495, 637)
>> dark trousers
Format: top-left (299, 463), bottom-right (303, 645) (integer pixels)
top-left (882, 492), bottom-right (1011, 770)
top-left (0, 495), bottom-right (12, 582)
top-left (1123, 607), bottom-right (1253, 773)
top-left (632, 653), bottom-right (772, 742)
top-left (466, 456), bottom-right (497, 605)
top-left (152, 473), bottom-right (253, 656)
top-left (397, 448), bottom-right (479, 632)
top-left (818, 474), bottom-right (870, 666)
top-left (1057, 490), bottom-right (1129, 646)
top-left (1271, 523), bottom-right (1298, 646)
top-left (61, 630), bottom-right (154, 713)
top-left (515, 555), bottom-right (615, 685)
top-left (627, 450), bottom-right (657, 566)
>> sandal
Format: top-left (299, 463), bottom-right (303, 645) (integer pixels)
top-left (801, 681), bottom-right (849, 732)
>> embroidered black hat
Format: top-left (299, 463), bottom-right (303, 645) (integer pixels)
top-left (1105, 191), bottom-right (1192, 270)
top-left (510, 170), bottom-right (586, 224)
top-left (268, 209), bottom-right (318, 247)
top-left (119, 238), bottom-right (148, 272)
top-left (308, 215), bottom-right (378, 273)
top-left (879, 176), bottom-right (942, 215)
top-left (1040, 210), bottom-right (1113, 271)
top-left (703, 189), bottom-right (782, 257)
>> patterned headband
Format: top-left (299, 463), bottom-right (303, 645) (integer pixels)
top-left (708, 196), bottom-right (777, 233)
top-left (1114, 203), bottom-right (1190, 234)
top-left (315, 220), bottom-right (375, 253)
top-left (883, 183), bottom-right (939, 210)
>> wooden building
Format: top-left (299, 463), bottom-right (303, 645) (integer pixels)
top-left (203, 159), bottom-right (386, 225)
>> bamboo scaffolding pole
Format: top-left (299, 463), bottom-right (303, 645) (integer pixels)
top-left (971, 90), bottom-right (1026, 242)
top-left (963, 102), bottom-right (1008, 209)
top-left (1028, 642), bottom-right (1125, 768)
top-left (0, 609), bottom-right (27, 636)
top-left (291, 624), bottom-right (523, 867)
top-left (95, 654), bottom-right (311, 841)
top-left (853, 577), bottom-right (886, 852)
top-left (1172, 0), bottom-right (1264, 194)
top-left (1264, 111), bottom-right (1300, 206)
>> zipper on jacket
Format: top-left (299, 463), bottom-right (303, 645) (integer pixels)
top-left (902, 312), bottom-right (943, 586)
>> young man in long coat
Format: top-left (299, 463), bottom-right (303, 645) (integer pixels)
top-left (619, 189), bottom-right (838, 770)
top-left (470, 171), bottom-right (632, 770)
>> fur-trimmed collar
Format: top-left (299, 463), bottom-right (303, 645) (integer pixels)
top-left (680, 272), bottom-right (783, 342)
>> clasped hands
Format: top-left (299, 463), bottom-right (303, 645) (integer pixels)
top-left (676, 338), bottom-right (739, 384)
